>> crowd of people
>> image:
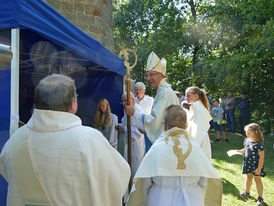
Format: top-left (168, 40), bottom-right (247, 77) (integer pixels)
top-left (0, 51), bottom-right (265, 206)
top-left (177, 89), bottom-right (251, 143)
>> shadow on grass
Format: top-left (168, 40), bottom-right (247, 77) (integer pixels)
top-left (222, 177), bottom-right (271, 206)
top-left (211, 131), bottom-right (274, 182)
top-left (222, 178), bottom-right (241, 198)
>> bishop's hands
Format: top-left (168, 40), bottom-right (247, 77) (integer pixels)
top-left (124, 105), bottom-right (135, 116)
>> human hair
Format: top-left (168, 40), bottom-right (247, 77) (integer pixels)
top-left (122, 92), bottom-right (135, 105)
top-left (228, 91), bottom-right (233, 96)
top-left (93, 98), bottom-right (111, 129)
top-left (135, 82), bottom-right (146, 89)
top-left (34, 74), bottom-right (77, 112)
top-left (175, 91), bottom-right (181, 98)
top-left (244, 123), bottom-right (264, 143)
top-left (214, 99), bottom-right (220, 103)
top-left (185, 86), bottom-right (210, 111)
top-left (164, 105), bottom-right (187, 130)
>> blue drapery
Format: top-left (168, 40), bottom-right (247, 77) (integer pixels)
top-left (0, 0), bottom-right (125, 75)
top-left (0, 0), bottom-right (126, 205)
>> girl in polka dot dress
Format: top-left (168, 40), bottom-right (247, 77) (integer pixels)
top-left (236, 123), bottom-right (266, 205)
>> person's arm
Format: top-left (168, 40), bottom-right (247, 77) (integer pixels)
top-left (236, 100), bottom-right (242, 109)
top-left (255, 150), bottom-right (264, 175)
top-left (125, 105), bottom-right (135, 116)
top-left (109, 115), bottom-right (118, 149)
top-left (189, 107), bottom-right (210, 145)
top-left (115, 124), bottom-right (125, 132)
top-left (219, 113), bottom-right (224, 124)
top-left (131, 110), bottom-right (146, 131)
top-left (236, 147), bottom-right (246, 154)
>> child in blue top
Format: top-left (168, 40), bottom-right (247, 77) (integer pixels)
top-left (210, 99), bottom-right (228, 143)
top-left (236, 123), bottom-right (266, 205)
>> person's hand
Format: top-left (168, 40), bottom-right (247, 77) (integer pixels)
top-left (115, 125), bottom-right (124, 132)
top-left (255, 168), bottom-right (261, 175)
top-left (125, 105), bottom-right (135, 116)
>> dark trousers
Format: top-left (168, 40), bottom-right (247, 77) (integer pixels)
top-left (226, 109), bottom-right (236, 132)
top-left (239, 114), bottom-right (250, 134)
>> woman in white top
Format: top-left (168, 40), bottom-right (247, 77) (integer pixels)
top-left (185, 86), bottom-right (212, 159)
top-left (93, 98), bottom-right (118, 149)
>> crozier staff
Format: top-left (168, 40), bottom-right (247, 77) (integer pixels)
top-left (119, 49), bottom-right (138, 189)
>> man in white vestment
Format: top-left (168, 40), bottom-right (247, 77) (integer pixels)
top-left (116, 92), bottom-right (146, 178)
top-left (0, 74), bottom-right (130, 206)
top-left (134, 82), bottom-right (154, 115)
top-left (126, 105), bottom-right (222, 206)
top-left (125, 52), bottom-right (179, 151)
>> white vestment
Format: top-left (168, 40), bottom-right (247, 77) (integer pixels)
top-left (187, 100), bottom-right (212, 159)
top-left (135, 95), bottom-right (154, 115)
top-left (97, 113), bottom-right (118, 149)
top-left (132, 79), bottom-right (179, 143)
top-left (126, 127), bottom-right (222, 206)
top-left (0, 109), bottom-right (130, 206)
top-left (122, 104), bottom-right (146, 178)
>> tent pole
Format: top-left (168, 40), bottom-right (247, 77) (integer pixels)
top-left (10, 28), bottom-right (20, 136)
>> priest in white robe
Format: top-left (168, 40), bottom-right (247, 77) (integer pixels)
top-left (134, 82), bottom-right (154, 115)
top-left (116, 92), bottom-right (146, 178)
top-left (126, 105), bottom-right (222, 206)
top-left (125, 52), bottom-right (179, 151)
top-left (0, 74), bottom-right (130, 206)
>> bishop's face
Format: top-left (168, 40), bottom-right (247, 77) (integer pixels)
top-left (146, 71), bottom-right (163, 89)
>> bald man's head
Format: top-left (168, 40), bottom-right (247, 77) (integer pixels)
top-left (164, 105), bottom-right (187, 130)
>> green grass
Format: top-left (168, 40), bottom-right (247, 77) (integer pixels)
top-left (209, 131), bottom-right (274, 206)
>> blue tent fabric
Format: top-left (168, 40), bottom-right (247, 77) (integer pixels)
top-left (0, 0), bottom-right (126, 205)
top-left (0, 69), bottom-right (10, 206)
top-left (0, 0), bottom-right (125, 76)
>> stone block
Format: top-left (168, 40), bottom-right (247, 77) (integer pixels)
top-left (77, 13), bottom-right (95, 25)
top-left (74, 2), bottom-right (85, 12)
top-left (62, 13), bottom-right (77, 24)
top-left (61, 1), bottom-right (74, 13)
top-left (45, 0), bottom-right (62, 10)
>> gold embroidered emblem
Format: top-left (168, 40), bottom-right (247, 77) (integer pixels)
top-left (165, 129), bottom-right (192, 170)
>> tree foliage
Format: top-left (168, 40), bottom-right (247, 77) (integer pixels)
top-left (113, 0), bottom-right (274, 133)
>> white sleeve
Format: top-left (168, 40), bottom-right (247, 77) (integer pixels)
top-left (109, 114), bottom-right (118, 149)
top-left (131, 111), bottom-right (145, 131)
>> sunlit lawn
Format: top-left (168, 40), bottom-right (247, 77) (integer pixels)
top-left (209, 131), bottom-right (274, 206)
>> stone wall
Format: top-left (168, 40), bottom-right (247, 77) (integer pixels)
top-left (45, 0), bottom-right (114, 51)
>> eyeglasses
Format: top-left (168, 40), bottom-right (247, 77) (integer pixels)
top-left (146, 72), bottom-right (161, 78)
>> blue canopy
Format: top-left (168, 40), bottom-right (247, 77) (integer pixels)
top-left (0, 0), bottom-right (125, 75)
top-left (0, 1), bottom-right (126, 205)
